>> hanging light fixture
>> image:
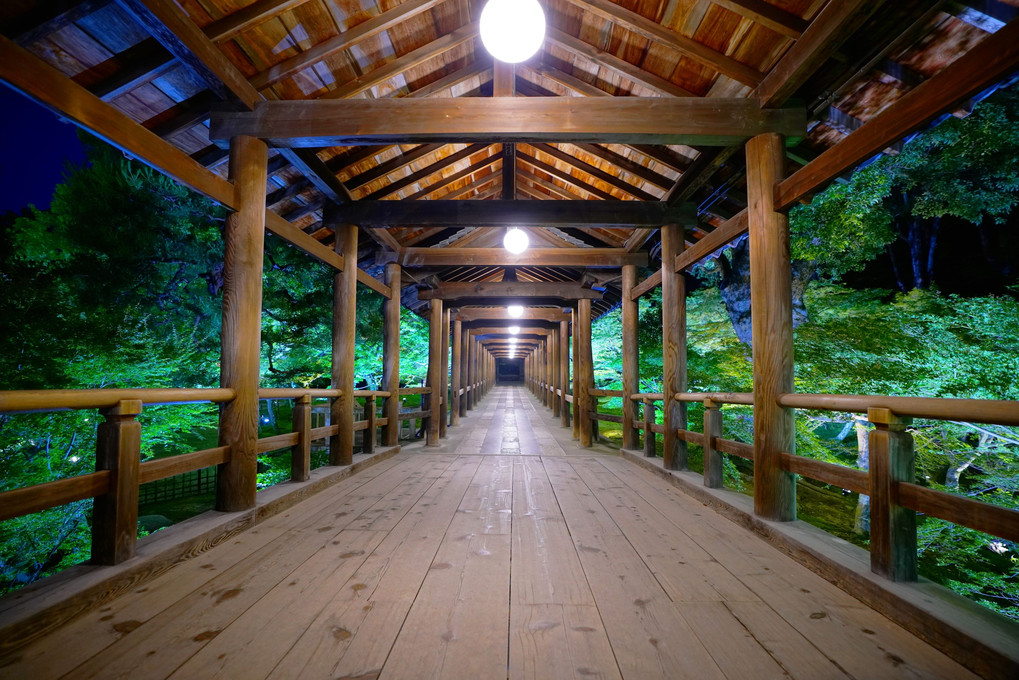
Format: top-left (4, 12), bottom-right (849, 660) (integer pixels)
top-left (503, 227), bottom-right (529, 254)
top-left (509, 326), bottom-right (520, 335)
top-left (507, 305), bottom-right (524, 318)
top-left (480, 0), bottom-right (546, 64)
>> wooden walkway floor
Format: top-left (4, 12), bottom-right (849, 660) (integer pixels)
top-left (4, 386), bottom-right (979, 680)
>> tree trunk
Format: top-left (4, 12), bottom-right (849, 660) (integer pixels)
top-left (717, 238), bottom-right (812, 347)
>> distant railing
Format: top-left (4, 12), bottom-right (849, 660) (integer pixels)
top-left (0, 385), bottom-right (394, 567)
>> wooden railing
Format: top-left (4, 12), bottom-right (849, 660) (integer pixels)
top-left (0, 385), bottom-right (394, 566)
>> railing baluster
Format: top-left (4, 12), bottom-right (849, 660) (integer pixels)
top-left (364, 395), bottom-right (376, 454)
top-left (291, 394), bottom-right (311, 482)
top-left (643, 399), bottom-right (655, 457)
top-left (92, 399), bottom-right (142, 565)
top-left (703, 399), bottom-right (723, 488)
top-left (868, 407), bottom-right (917, 581)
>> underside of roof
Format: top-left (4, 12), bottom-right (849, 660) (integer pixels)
top-left (2, 0), bottom-right (1016, 320)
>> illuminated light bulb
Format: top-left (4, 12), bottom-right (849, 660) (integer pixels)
top-left (503, 227), bottom-right (529, 254)
top-left (508, 305), bottom-right (524, 318)
top-left (480, 0), bottom-right (546, 64)
top-left (509, 325), bottom-right (520, 334)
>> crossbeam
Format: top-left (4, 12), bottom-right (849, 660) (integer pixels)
top-left (456, 309), bottom-right (571, 322)
top-left (330, 200), bottom-right (689, 228)
top-left (419, 282), bottom-right (602, 300)
top-left (381, 248), bottom-right (647, 268)
top-left (209, 98), bottom-right (805, 147)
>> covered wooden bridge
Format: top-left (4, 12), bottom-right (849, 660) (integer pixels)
top-left (1, 0), bottom-right (1018, 678)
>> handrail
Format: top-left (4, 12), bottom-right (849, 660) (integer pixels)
top-left (589, 388), bottom-right (624, 397)
top-left (400, 387), bottom-right (432, 395)
top-left (259, 388), bottom-right (340, 398)
top-left (630, 392), bottom-right (665, 400)
top-left (676, 391), bottom-right (753, 405)
top-left (0, 388), bottom-right (235, 413)
top-left (353, 389), bottom-right (392, 398)
top-left (778, 392), bottom-right (1019, 426)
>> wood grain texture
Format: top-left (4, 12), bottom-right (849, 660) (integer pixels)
top-left (621, 265), bottom-right (639, 450)
top-left (216, 136), bottom-right (267, 512)
top-left (559, 320), bottom-right (571, 428)
top-left (331, 223), bottom-right (358, 466)
top-left (746, 133), bottom-right (796, 521)
top-left (91, 400), bottom-right (142, 565)
top-left (382, 264), bottom-right (401, 447)
top-left (210, 98), bottom-right (805, 147)
top-left (426, 300), bottom-right (443, 446)
top-left (660, 223), bottom-right (687, 470)
top-left (577, 299), bottom-right (594, 448)
top-left (440, 308), bottom-right (450, 439)
top-left (868, 409), bottom-right (916, 581)
top-left (290, 395), bottom-right (311, 482)
top-left (451, 318), bottom-right (462, 427)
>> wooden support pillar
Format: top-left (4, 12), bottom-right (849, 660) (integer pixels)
top-left (331, 222), bottom-right (358, 466)
top-left (572, 316), bottom-right (581, 440)
top-left (291, 394), bottom-right (311, 482)
top-left (559, 319), bottom-right (570, 427)
top-left (661, 222), bottom-right (687, 470)
top-left (577, 298), bottom-right (594, 447)
top-left (92, 399), bottom-right (141, 565)
top-left (546, 335), bottom-right (554, 408)
top-left (426, 299), bottom-right (443, 446)
top-left (538, 339), bottom-right (546, 406)
top-left (460, 323), bottom-right (469, 416)
top-left (217, 135), bottom-right (266, 512)
top-left (451, 316), bottom-right (462, 426)
top-left (467, 335), bottom-right (476, 410)
top-left (551, 327), bottom-right (561, 417)
top-left (747, 132), bottom-right (797, 521)
top-left (869, 407), bottom-right (917, 581)
top-left (382, 263), bottom-right (401, 447)
top-left (702, 399), bottom-right (723, 488)
top-left (621, 264), bottom-right (639, 450)
top-left (440, 306), bottom-right (450, 438)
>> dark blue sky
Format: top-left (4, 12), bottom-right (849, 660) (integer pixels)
top-left (0, 85), bottom-right (87, 215)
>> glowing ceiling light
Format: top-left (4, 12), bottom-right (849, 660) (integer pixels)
top-left (509, 326), bottom-right (520, 335)
top-left (480, 0), bottom-right (546, 64)
top-left (503, 227), bottom-right (529, 254)
top-left (507, 305), bottom-right (524, 318)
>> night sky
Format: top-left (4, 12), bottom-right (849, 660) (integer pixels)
top-left (0, 85), bottom-right (87, 215)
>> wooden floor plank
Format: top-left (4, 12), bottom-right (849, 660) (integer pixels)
top-left (509, 603), bottom-right (622, 680)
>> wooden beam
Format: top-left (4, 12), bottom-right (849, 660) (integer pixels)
top-left (346, 143), bottom-right (443, 191)
top-left (775, 17), bottom-right (1019, 211)
top-left (518, 150), bottom-right (618, 201)
top-left (629, 269), bottom-right (662, 300)
top-left (250, 0), bottom-right (448, 89)
top-left (419, 282), bottom-right (602, 300)
top-left (560, 0), bottom-right (764, 86)
top-left (546, 28), bottom-right (697, 97)
top-left (530, 64), bottom-right (609, 98)
top-left (384, 248), bottom-right (647, 268)
top-left (711, 0), bottom-right (808, 39)
top-left (572, 143), bottom-right (674, 191)
top-left (457, 308), bottom-right (571, 322)
top-left (204, 0), bottom-right (310, 43)
top-left (335, 199), bottom-right (688, 227)
top-left (364, 144), bottom-right (489, 200)
top-left (382, 264), bottom-right (401, 446)
top-left (755, 0), bottom-right (887, 108)
top-left (621, 264), bottom-right (639, 450)
top-left (120, 0), bottom-right (260, 107)
top-left (210, 97), bottom-right (805, 147)
top-left (322, 22), bottom-right (478, 100)
top-left (440, 170), bottom-right (502, 201)
top-left (531, 143), bottom-right (661, 201)
top-left (405, 58), bottom-right (492, 98)
top-left (675, 209), bottom-right (748, 271)
top-left (331, 223), bottom-right (358, 465)
top-left (279, 148), bottom-right (352, 203)
top-left (661, 222), bottom-right (687, 470)
top-left (403, 152), bottom-right (502, 201)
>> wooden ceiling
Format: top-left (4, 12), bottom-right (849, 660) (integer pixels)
top-left (1, 0), bottom-right (1014, 321)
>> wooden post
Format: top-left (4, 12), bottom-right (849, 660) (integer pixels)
top-left (869, 407), bottom-right (917, 581)
top-left (460, 322), bottom-right (469, 417)
top-left (572, 315), bottom-right (581, 440)
top-left (467, 335), bottom-right (476, 410)
top-left (331, 222), bottom-right (358, 466)
top-left (661, 221), bottom-right (687, 470)
top-left (546, 335), bottom-right (554, 408)
top-left (577, 298), bottom-right (594, 447)
top-left (559, 319), bottom-right (570, 427)
top-left (621, 264), bottom-right (639, 450)
top-left (426, 299), bottom-right (442, 446)
top-left (291, 394), bottom-right (311, 482)
top-left (551, 327), bottom-right (561, 417)
top-left (364, 395), bottom-right (376, 454)
top-left (92, 399), bottom-right (141, 565)
top-left (643, 399), bottom-right (655, 457)
top-left (217, 134), bottom-right (266, 512)
top-left (451, 316), bottom-right (462, 426)
top-left (702, 399), bottom-right (723, 488)
top-left (382, 263), bottom-right (401, 447)
top-left (440, 306), bottom-right (449, 438)
top-left (747, 132), bottom-right (797, 521)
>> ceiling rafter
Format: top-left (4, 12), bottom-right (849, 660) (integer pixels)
top-left (518, 149), bottom-right (618, 202)
top-left (363, 143), bottom-right (490, 200)
top-left (404, 152), bottom-right (504, 201)
top-left (531, 143), bottom-right (662, 201)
